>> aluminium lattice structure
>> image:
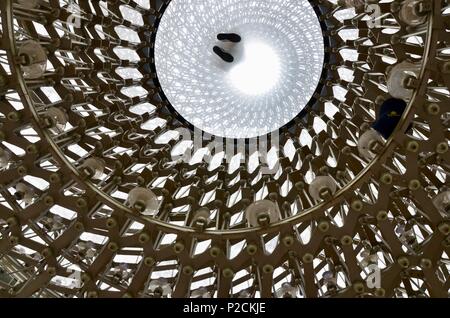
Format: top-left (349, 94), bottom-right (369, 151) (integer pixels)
top-left (0, 0), bottom-right (449, 298)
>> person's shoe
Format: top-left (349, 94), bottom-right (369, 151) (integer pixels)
top-left (213, 46), bottom-right (234, 63)
top-left (217, 33), bottom-right (241, 43)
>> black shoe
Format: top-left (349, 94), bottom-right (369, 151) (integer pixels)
top-left (213, 46), bottom-right (234, 63)
top-left (217, 33), bottom-right (241, 43)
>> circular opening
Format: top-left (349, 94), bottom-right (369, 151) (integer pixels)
top-left (155, 0), bottom-right (325, 139)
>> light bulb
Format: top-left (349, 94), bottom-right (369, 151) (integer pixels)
top-left (399, 0), bottom-right (428, 27)
top-left (149, 278), bottom-right (172, 297)
top-left (44, 107), bottom-right (68, 133)
top-left (80, 157), bottom-right (105, 180)
top-left (275, 282), bottom-right (297, 298)
top-left (308, 176), bottom-right (337, 202)
top-left (0, 148), bottom-right (11, 169)
top-left (15, 182), bottom-right (34, 204)
top-left (191, 287), bottom-right (211, 298)
top-left (387, 61), bottom-right (421, 101)
top-left (433, 191), bottom-right (450, 215)
top-left (245, 200), bottom-right (280, 227)
top-left (18, 40), bottom-right (48, 80)
top-left (191, 207), bottom-right (211, 230)
top-left (128, 187), bottom-right (160, 215)
top-left (358, 128), bottom-right (385, 160)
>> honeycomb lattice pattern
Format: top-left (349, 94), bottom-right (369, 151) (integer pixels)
top-left (154, 0), bottom-right (325, 139)
top-left (0, 0), bottom-right (449, 298)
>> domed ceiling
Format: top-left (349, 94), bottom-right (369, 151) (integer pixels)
top-left (0, 0), bottom-right (449, 298)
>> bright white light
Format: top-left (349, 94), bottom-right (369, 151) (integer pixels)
top-left (228, 42), bottom-right (280, 95)
top-left (155, 0), bottom-right (325, 139)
